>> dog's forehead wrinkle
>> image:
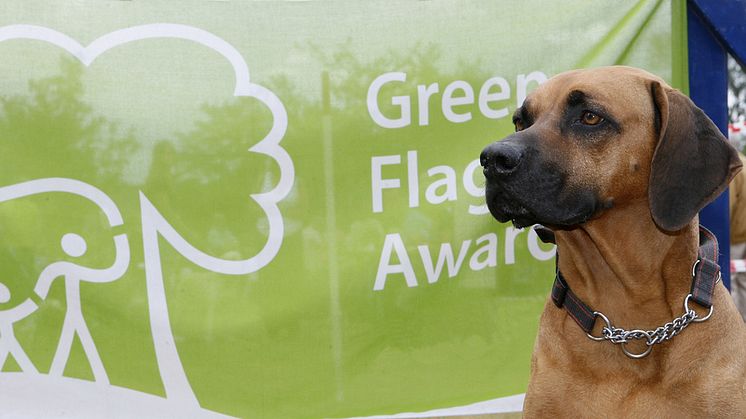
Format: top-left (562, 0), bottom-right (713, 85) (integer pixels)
top-left (512, 106), bottom-right (521, 121)
top-left (566, 89), bottom-right (589, 107)
top-left (541, 74), bottom-right (655, 117)
top-left (512, 106), bottom-right (527, 125)
top-left (517, 101), bottom-right (537, 125)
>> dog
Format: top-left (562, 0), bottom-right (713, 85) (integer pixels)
top-left (480, 66), bottom-right (746, 417)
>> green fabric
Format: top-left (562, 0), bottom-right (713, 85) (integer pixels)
top-left (0, 1), bottom-right (686, 417)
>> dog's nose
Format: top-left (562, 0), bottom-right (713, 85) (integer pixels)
top-left (481, 141), bottom-right (524, 176)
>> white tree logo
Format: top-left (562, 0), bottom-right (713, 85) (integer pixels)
top-left (0, 24), bottom-right (293, 417)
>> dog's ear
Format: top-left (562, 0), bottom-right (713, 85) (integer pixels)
top-left (648, 82), bottom-right (742, 232)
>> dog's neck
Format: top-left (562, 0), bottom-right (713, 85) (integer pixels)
top-left (553, 201), bottom-right (700, 326)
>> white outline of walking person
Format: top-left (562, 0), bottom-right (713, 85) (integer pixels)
top-left (34, 231), bottom-right (129, 384)
top-left (0, 178), bottom-right (129, 384)
top-left (0, 282), bottom-right (39, 374)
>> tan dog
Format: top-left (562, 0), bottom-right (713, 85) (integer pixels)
top-left (480, 66), bottom-right (746, 417)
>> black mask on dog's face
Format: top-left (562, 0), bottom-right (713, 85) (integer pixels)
top-left (481, 66), bottom-right (741, 232)
top-left (481, 132), bottom-right (602, 229)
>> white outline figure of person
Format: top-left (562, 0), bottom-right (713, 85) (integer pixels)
top-left (0, 282), bottom-right (39, 374)
top-left (34, 231), bottom-right (129, 385)
top-left (0, 178), bottom-right (129, 384)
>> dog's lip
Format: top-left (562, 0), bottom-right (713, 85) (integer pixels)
top-left (485, 185), bottom-right (531, 220)
top-left (487, 200), bottom-right (537, 228)
top-left (487, 190), bottom-right (598, 229)
top-left (511, 217), bottom-right (537, 229)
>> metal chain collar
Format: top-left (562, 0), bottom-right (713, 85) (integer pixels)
top-left (584, 261), bottom-right (720, 359)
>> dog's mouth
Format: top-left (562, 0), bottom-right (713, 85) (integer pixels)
top-left (488, 198), bottom-right (595, 229)
top-left (485, 176), bottom-right (601, 229)
top-left (485, 194), bottom-right (538, 229)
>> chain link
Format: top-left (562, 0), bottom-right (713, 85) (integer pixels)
top-left (586, 293), bottom-right (712, 359)
top-left (601, 309), bottom-right (697, 345)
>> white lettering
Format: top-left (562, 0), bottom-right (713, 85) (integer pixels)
top-left (407, 150), bottom-right (419, 208)
top-left (367, 72), bottom-right (411, 128)
top-left (374, 229), bottom-right (554, 291)
top-left (517, 71), bottom-right (548, 107)
top-left (442, 80), bottom-right (474, 123)
top-left (425, 165), bottom-right (457, 204)
top-left (463, 158), bottom-right (488, 215)
top-left (469, 233), bottom-right (497, 270)
top-left (367, 71), bottom-right (548, 127)
top-left (418, 240), bottom-right (472, 283)
top-left (374, 233), bottom-right (418, 291)
top-left (417, 82), bottom-right (439, 126)
top-left (505, 226), bottom-right (524, 265)
top-left (479, 76), bottom-right (510, 119)
top-left (528, 228), bottom-right (556, 261)
top-left (371, 153), bottom-right (498, 214)
top-left (371, 155), bottom-right (401, 213)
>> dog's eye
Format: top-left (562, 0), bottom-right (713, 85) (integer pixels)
top-left (513, 118), bottom-right (524, 132)
top-left (580, 111), bottom-right (603, 126)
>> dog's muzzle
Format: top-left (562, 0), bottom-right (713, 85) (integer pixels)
top-left (480, 139), bottom-right (538, 227)
top-left (480, 138), bottom-right (600, 228)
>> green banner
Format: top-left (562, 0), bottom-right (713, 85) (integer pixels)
top-left (0, 1), bottom-right (685, 417)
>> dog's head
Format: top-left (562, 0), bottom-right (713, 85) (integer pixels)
top-left (481, 66), bottom-right (741, 232)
